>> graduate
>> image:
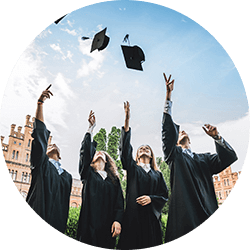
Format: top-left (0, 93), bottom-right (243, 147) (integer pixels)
top-left (77, 110), bottom-right (124, 248)
top-left (26, 85), bottom-right (72, 233)
top-left (117, 102), bottom-right (168, 249)
top-left (161, 74), bottom-right (238, 242)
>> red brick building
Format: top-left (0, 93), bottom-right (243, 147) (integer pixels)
top-left (1, 115), bottom-right (82, 207)
top-left (213, 166), bottom-right (241, 205)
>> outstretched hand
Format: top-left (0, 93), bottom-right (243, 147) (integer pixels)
top-left (124, 101), bottom-right (130, 132)
top-left (202, 124), bottom-right (220, 139)
top-left (124, 101), bottom-right (130, 120)
top-left (163, 73), bottom-right (174, 100)
top-left (38, 84), bottom-right (53, 103)
top-left (88, 110), bottom-right (96, 128)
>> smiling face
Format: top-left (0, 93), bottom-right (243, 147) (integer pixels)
top-left (46, 144), bottom-right (61, 159)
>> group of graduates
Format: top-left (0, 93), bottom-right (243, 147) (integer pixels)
top-left (26, 73), bottom-right (237, 249)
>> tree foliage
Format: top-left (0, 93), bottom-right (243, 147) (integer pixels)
top-left (93, 128), bottom-right (107, 151)
top-left (65, 129), bottom-right (172, 244)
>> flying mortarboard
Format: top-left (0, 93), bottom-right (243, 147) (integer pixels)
top-left (121, 34), bottom-right (145, 71)
top-left (54, 14), bottom-right (67, 24)
top-left (90, 27), bottom-right (110, 53)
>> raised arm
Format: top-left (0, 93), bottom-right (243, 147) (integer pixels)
top-left (124, 101), bottom-right (130, 132)
top-left (202, 124), bottom-right (238, 175)
top-left (79, 111), bottom-right (97, 180)
top-left (119, 101), bottom-right (135, 171)
top-left (30, 85), bottom-right (52, 169)
top-left (35, 84), bottom-right (53, 123)
top-left (162, 73), bottom-right (179, 164)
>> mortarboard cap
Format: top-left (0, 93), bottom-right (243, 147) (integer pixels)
top-left (90, 27), bottom-right (110, 53)
top-left (121, 45), bottom-right (145, 71)
top-left (54, 14), bottom-right (67, 24)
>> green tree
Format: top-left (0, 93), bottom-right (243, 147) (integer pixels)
top-left (93, 128), bottom-right (107, 151)
top-left (107, 126), bottom-right (121, 161)
top-left (65, 206), bottom-right (81, 239)
top-left (156, 157), bottom-right (171, 215)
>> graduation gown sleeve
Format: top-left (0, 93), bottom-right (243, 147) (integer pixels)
top-left (149, 171), bottom-right (169, 220)
top-left (30, 118), bottom-right (50, 170)
top-left (79, 132), bottom-right (97, 181)
top-left (162, 113), bottom-right (180, 165)
top-left (119, 126), bottom-right (135, 172)
top-left (208, 140), bottom-right (238, 175)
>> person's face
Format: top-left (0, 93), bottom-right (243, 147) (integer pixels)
top-left (92, 151), bottom-right (107, 163)
top-left (46, 144), bottom-right (61, 159)
top-left (137, 145), bottom-right (152, 159)
top-left (177, 130), bottom-right (190, 145)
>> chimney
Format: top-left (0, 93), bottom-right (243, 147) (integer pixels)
top-left (26, 115), bottom-right (31, 126)
top-left (10, 124), bottom-right (16, 136)
top-left (17, 126), bottom-right (22, 137)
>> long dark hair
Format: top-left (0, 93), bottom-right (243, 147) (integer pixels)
top-left (91, 151), bottom-right (119, 185)
top-left (135, 144), bottom-right (160, 171)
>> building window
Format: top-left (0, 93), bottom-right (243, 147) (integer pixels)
top-left (227, 179), bottom-right (230, 186)
top-left (21, 172), bottom-right (28, 182)
top-left (14, 141), bottom-right (16, 144)
top-left (13, 171), bottom-right (17, 181)
top-left (12, 150), bottom-right (15, 159)
top-left (26, 153), bottom-right (29, 162)
top-left (28, 139), bottom-right (31, 147)
top-left (219, 192), bottom-right (222, 199)
top-left (19, 142), bottom-right (21, 146)
top-left (15, 151), bottom-right (19, 160)
top-left (224, 180), bottom-right (226, 186)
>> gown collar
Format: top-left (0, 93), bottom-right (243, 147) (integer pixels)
top-left (138, 162), bottom-right (151, 173)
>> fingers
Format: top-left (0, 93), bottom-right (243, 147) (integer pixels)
top-left (202, 126), bottom-right (209, 135)
top-left (163, 73), bottom-right (168, 82)
top-left (168, 79), bottom-right (174, 86)
top-left (111, 222), bottom-right (121, 238)
top-left (41, 89), bottom-right (53, 99)
top-left (46, 84), bottom-right (52, 90)
top-left (204, 124), bottom-right (216, 132)
top-left (168, 74), bottom-right (172, 83)
top-left (136, 195), bottom-right (151, 206)
top-left (124, 101), bottom-right (130, 109)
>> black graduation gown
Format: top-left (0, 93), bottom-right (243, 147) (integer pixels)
top-left (162, 113), bottom-right (238, 242)
top-left (26, 119), bottom-right (72, 233)
top-left (77, 133), bottom-right (124, 248)
top-left (118, 127), bottom-right (168, 250)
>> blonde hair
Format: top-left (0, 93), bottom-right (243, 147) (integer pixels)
top-left (135, 145), bottom-right (160, 171)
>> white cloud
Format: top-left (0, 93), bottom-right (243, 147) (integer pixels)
top-left (44, 73), bottom-right (76, 129)
top-left (50, 43), bottom-right (74, 62)
top-left (67, 20), bottom-right (74, 27)
top-left (0, 42), bottom-right (76, 142)
top-left (38, 29), bottom-right (52, 39)
top-left (0, 42), bottom-right (50, 138)
top-left (77, 37), bottom-right (106, 78)
top-left (61, 28), bottom-right (77, 36)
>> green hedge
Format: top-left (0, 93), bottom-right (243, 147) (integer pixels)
top-left (65, 206), bottom-right (168, 245)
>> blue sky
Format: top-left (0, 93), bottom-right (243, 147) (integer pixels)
top-left (0, 0), bottom-right (248, 178)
